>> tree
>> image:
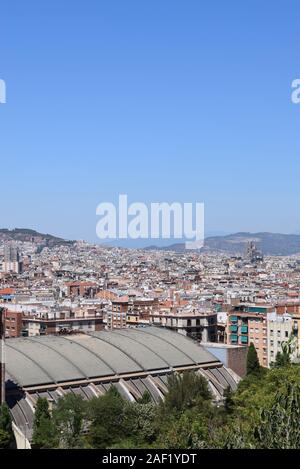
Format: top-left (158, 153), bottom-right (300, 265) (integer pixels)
top-left (32, 398), bottom-right (57, 449)
top-left (158, 405), bottom-right (225, 449)
top-left (0, 403), bottom-right (14, 448)
top-left (223, 386), bottom-right (234, 415)
top-left (163, 371), bottom-right (211, 413)
top-left (0, 403), bottom-right (13, 434)
top-left (255, 383), bottom-right (300, 448)
top-left (53, 393), bottom-right (86, 448)
top-left (246, 343), bottom-right (260, 375)
top-left (137, 391), bottom-right (152, 404)
top-left (274, 350), bottom-right (289, 367)
top-left (0, 429), bottom-right (11, 449)
top-left (161, 412), bottom-right (200, 449)
top-left (274, 335), bottom-right (297, 368)
top-left (87, 386), bottom-right (126, 448)
top-left (123, 401), bottom-right (157, 445)
top-left (33, 397), bottom-right (50, 427)
top-left (217, 421), bottom-right (254, 449)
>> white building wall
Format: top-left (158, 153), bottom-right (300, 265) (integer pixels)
top-left (267, 313), bottom-right (295, 366)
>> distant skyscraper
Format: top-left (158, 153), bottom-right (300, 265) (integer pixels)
top-left (2, 242), bottom-right (22, 274)
top-left (245, 241), bottom-right (263, 264)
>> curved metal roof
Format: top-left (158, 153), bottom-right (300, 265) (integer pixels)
top-left (5, 327), bottom-right (219, 388)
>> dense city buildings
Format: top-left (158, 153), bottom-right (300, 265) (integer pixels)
top-left (1, 237), bottom-right (300, 369)
top-left (1, 234), bottom-right (300, 448)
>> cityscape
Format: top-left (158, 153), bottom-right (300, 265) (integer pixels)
top-left (1, 230), bottom-right (300, 449)
top-left (1, 0), bottom-right (300, 457)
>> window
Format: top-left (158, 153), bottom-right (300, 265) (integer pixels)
top-left (285, 331), bottom-right (288, 338)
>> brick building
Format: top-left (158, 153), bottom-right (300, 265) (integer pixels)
top-left (4, 310), bottom-right (23, 338)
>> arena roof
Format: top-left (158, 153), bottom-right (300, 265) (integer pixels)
top-left (5, 328), bottom-right (240, 444)
top-left (6, 327), bottom-right (219, 388)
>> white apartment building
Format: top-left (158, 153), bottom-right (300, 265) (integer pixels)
top-left (267, 312), bottom-right (298, 366)
top-left (150, 309), bottom-right (217, 342)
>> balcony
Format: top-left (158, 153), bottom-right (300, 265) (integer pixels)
top-left (229, 325), bottom-right (238, 332)
top-left (230, 334), bottom-right (238, 343)
top-left (241, 325), bottom-right (248, 334)
top-left (229, 315), bottom-right (238, 323)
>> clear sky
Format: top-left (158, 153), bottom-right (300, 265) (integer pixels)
top-left (0, 1), bottom-right (300, 244)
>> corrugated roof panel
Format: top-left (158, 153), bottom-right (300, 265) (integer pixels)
top-left (6, 343), bottom-right (53, 387)
top-left (90, 331), bottom-right (169, 371)
top-left (139, 327), bottom-right (218, 364)
top-left (7, 337), bottom-right (84, 383)
top-left (31, 335), bottom-right (114, 379)
top-left (69, 334), bottom-right (142, 375)
top-left (114, 328), bottom-right (196, 367)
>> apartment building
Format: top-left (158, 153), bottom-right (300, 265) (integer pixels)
top-left (227, 304), bottom-right (272, 367)
top-left (150, 308), bottom-right (217, 342)
top-left (127, 297), bottom-right (158, 327)
top-left (22, 314), bottom-right (104, 336)
top-left (4, 310), bottom-right (23, 338)
top-left (106, 311), bottom-right (127, 329)
top-left (266, 312), bottom-right (298, 366)
top-left (66, 281), bottom-right (99, 298)
top-left (107, 296), bottom-right (158, 328)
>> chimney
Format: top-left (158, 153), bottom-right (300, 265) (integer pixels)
top-left (0, 307), bottom-right (5, 405)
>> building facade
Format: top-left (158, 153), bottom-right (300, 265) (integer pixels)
top-left (266, 312), bottom-right (298, 366)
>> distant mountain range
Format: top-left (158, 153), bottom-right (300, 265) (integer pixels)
top-left (0, 228), bottom-right (74, 247)
top-left (145, 232), bottom-right (300, 256)
top-left (1, 229), bottom-right (300, 256)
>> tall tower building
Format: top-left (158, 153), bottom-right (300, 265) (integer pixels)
top-left (245, 241), bottom-right (263, 264)
top-left (2, 242), bottom-right (22, 274)
top-left (4, 243), bottom-right (19, 262)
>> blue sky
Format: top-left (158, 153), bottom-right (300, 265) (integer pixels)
top-left (0, 1), bottom-right (300, 244)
